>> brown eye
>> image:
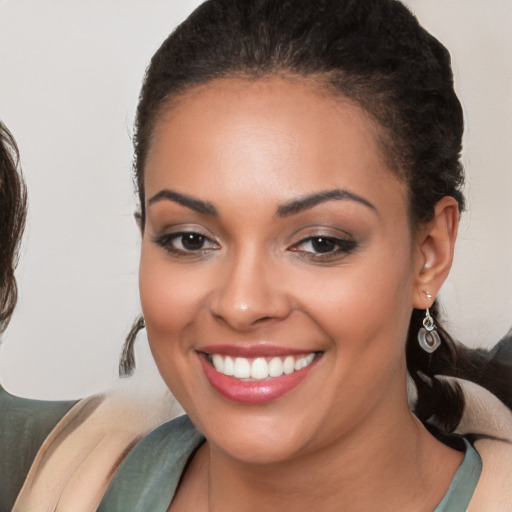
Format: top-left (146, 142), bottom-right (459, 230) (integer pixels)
top-left (181, 233), bottom-right (206, 251)
top-left (153, 231), bottom-right (220, 257)
top-left (289, 234), bottom-right (357, 262)
top-left (310, 237), bottom-right (337, 254)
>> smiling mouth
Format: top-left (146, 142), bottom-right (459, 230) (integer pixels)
top-left (205, 353), bottom-right (318, 380)
top-left (197, 345), bottom-right (323, 404)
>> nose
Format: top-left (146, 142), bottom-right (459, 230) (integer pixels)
top-left (209, 250), bottom-right (292, 331)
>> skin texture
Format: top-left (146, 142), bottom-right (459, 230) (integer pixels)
top-left (139, 78), bottom-right (461, 511)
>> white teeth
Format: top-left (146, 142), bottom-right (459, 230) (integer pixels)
top-left (210, 352), bottom-right (317, 380)
top-left (283, 356), bottom-right (295, 375)
top-left (268, 357), bottom-right (283, 377)
top-left (250, 358), bottom-right (269, 379)
top-left (224, 356), bottom-right (235, 376)
top-left (294, 356), bottom-right (306, 371)
top-left (212, 354), bottom-right (224, 373)
top-left (233, 357), bottom-right (251, 378)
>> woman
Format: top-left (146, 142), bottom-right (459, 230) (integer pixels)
top-left (0, 123), bottom-right (177, 511)
top-left (3, 0), bottom-right (512, 510)
top-left (0, 124), bottom-right (73, 508)
top-left (0, 122), bottom-right (26, 333)
top-left (95, 0), bottom-right (510, 510)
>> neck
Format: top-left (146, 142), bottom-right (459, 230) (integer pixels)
top-left (207, 403), bottom-right (462, 512)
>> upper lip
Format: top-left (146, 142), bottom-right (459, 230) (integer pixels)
top-left (197, 343), bottom-right (319, 358)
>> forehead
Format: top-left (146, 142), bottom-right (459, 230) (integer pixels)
top-left (144, 77), bottom-right (407, 216)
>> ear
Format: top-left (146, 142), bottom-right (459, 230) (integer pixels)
top-left (412, 196), bottom-right (460, 309)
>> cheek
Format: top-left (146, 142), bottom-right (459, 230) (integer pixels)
top-left (297, 245), bottom-right (415, 364)
top-left (138, 246), bottom-right (209, 406)
top-left (139, 245), bottom-right (207, 350)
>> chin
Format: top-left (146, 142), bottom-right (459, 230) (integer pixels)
top-left (184, 398), bottom-right (327, 465)
top-left (209, 428), bottom-right (312, 465)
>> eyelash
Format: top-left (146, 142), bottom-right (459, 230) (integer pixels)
top-left (153, 231), bottom-right (220, 258)
top-left (154, 231), bottom-right (357, 263)
top-left (288, 235), bottom-right (357, 262)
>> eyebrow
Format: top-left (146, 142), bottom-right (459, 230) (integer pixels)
top-left (147, 188), bottom-right (376, 218)
top-left (276, 189), bottom-right (377, 217)
top-left (148, 189), bottom-right (219, 216)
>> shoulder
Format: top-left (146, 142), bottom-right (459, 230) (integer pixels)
top-left (468, 437), bottom-right (512, 511)
top-left (0, 383), bottom-right (76, 430)
top-left (453, 379), bottom-right (512, 512)
top-left (13, 375), bottom-right (182, 511)
top-left (0, 384), bottom-right (76, 511)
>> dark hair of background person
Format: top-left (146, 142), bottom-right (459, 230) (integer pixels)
top-left (0, 122), bottom-right (27, 333)
top-left (120, 0), bottom-right (511, 430)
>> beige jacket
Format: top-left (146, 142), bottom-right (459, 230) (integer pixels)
top-left (13, 377), bottom-right (512, 511)
top-left (455, 380), bottom-right (512, 512)
top-left (13, 374), bottom-right (183, 512)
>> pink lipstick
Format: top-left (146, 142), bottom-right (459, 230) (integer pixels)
top-left (197, 345), bottom-right (321, 404)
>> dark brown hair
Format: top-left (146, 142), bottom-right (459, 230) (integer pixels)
top-left (0, 122), bottom-right (27, 332)
top-left (120, 0), bottom-right (510, 430)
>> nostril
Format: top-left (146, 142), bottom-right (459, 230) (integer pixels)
top-left (208, 278), bottom-right (292, 329)
top-left (256, 316), bottom-right (272, 323)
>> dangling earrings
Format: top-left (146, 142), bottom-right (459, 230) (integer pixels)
top-left (418, 300), bottom-right (441, 353)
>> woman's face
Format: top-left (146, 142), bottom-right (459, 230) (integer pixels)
top-left (140, 78), bottom-right (423, 464)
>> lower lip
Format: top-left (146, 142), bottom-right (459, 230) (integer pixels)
top-left (198, 353), bottom-right (320, 404)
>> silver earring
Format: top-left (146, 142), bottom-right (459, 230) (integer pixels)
top-left (418, 308), bottom-right (441, 353)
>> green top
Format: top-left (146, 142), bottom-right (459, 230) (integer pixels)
top-left (0, 385), bottom-right (76, 511)
top-left (98, 415), bottom-right (482, 512)
top-left (0, 385), bottom-right (481, 512)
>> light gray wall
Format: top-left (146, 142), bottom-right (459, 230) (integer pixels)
top-left (0, 0), bottom-right (510, 399)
